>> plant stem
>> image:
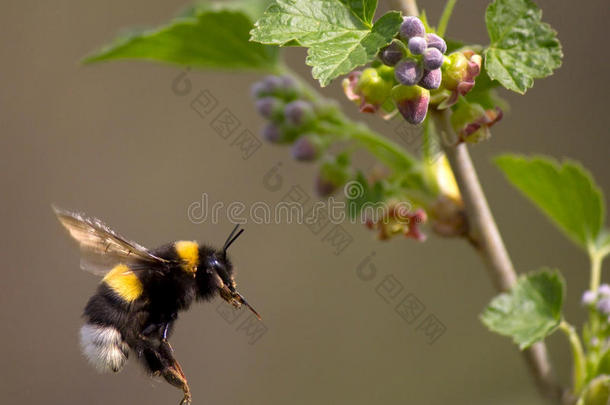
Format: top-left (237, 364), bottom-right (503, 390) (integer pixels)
top-left (342, 121), bottom-right (417, 170)
top-left (431, 109), bottom-right (569, 404)
top-left (559, 321), bottom-right (587, 395)
top-left (589, 250), bottom-right (603, 292)
top-left (394, 0), bottom-right (418, 16)
top-left (432, 111), bottom-right (516, 290)
top-left (437, 0), bottom-right (458, 37)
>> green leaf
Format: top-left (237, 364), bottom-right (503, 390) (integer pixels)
top-left (481, 269), bottom-right (564, 349)
top-left (495, 155), bottom-right (605, 251)
top-left (484, 0), bottom-right (562, 94)
top-left (207, 0), bottom-right (274, 22)
top-left (84, 7), bottom-right (278, 71)
top-left (250, 0), bottom-right (402, 86)
top-left (339, 0), bottom-right (377, 25)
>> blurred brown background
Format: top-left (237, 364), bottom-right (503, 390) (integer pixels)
top-left (1, 1), bottom-right (608, 404)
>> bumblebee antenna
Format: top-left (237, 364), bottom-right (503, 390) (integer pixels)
top-left (223, 224), bottom-right (244, 253)
top-left (223, 224), bottom-right (239, 249)
top-left (224, 229), bottom-right (244, 252)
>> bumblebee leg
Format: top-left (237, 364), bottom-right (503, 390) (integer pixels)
top-left (160, 365), bottom-right (191, 405)
top-left (158, 340), bottom-right (191, 405)
top-left (129, 332), bottom-right (191, 404)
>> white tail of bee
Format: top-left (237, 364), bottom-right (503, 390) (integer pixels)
top-left (80, 323), bottom-right (129, 373)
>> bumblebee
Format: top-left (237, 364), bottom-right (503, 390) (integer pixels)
top-left (54, 207), bottom-right (260, 405)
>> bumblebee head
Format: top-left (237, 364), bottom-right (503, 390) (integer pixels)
top-left (196, 225), bottom-right (261, 320)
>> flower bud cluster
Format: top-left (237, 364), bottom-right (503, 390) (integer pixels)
top-left (252, 75), bottom-right (352, 196)
top-left (343, 16), bottom-right (484, 126)
top-left (583, 284), bottom-right (610, 319)
top-left (252, 75), bottom-right (329, 161)
top-left (343, 17), bottom-right (446, 125)
top-left (253, 75), bottom-right (431, 242)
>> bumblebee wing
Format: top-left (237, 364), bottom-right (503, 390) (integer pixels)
top-left (54, 206), bottom-right (169, 276)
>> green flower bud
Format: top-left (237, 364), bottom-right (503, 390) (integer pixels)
top-left (315, 156), bottom-right (351, 196)
top-left (451, 99), bottom-right (503, 143)
top-left (579, 376), bottom-right (610, 405)
top-left (441, 52), bottom-right (468, 91)
top-left (356, 67), bottom-right (394, 107)
top-left (376, 65), bottom-right (396, 84)
top-left (435, 50), bottom-right (482, 109)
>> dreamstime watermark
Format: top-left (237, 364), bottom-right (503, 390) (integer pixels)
top-left (187, 181), bottom-right (413, 226)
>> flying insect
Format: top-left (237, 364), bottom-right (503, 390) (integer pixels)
top-left (54, 207), bottom-right (260, 405)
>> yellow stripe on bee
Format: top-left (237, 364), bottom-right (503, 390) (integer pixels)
top-left (175, 240), bottom-right (199, 274)
top-left (102, 264), bottom-right (143, 302)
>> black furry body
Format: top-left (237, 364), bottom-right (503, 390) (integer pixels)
top-left (83, 243), bottom-right (221, 374)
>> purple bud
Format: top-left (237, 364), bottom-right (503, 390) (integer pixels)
top-left (397, 95), bottom-right (429, 125)
top-left (426, 33), bottom-right (447, 54)
top-left (263, 75), bottom-right (283, 93)
top-left (400, 16), bottom-right (425, 40)
top-left (395, 58), bottom-right (424, 86)
top-left (315, 176), bottom-right (338, 197)
top-left (256, 97), bottom-right (280, 119)
top-left (392, 85), bottom-right (430, 125)
top-left (599, 284), bottom-right (610, 297)
top-left (278, 75), bottom-right (299, 100)
top-left (284, 100), bottom-right (314, 126)
top-left (423, 48), bottom-right (444, 70)
top-left (279, 75), bottom-right (297, 90)
top-left (419, 69), bottom-right (442, 90)
top-left (408, 37), bottom-right (427, 55)
top-left (292, 136), bottom-right (320, 161)
top-left (379, 42), bottom-right (404, 66)
top-left (262, 123), bottom-right (282, 143)
top-left (597, 297), bottom-right (610, 314)
top-left (582, 290), bottom-right (597, 305)
top-left (251, 81), bottom-right (267, 99)
top-left (251, 75), bottom-right (283, 98)
top-left (252, 75), bottom-right (299, 100)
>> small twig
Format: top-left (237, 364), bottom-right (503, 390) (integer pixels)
top-left (432, 110), bottom-right (570, 404)
top-left (393, 0), bottom-right (418, 16)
